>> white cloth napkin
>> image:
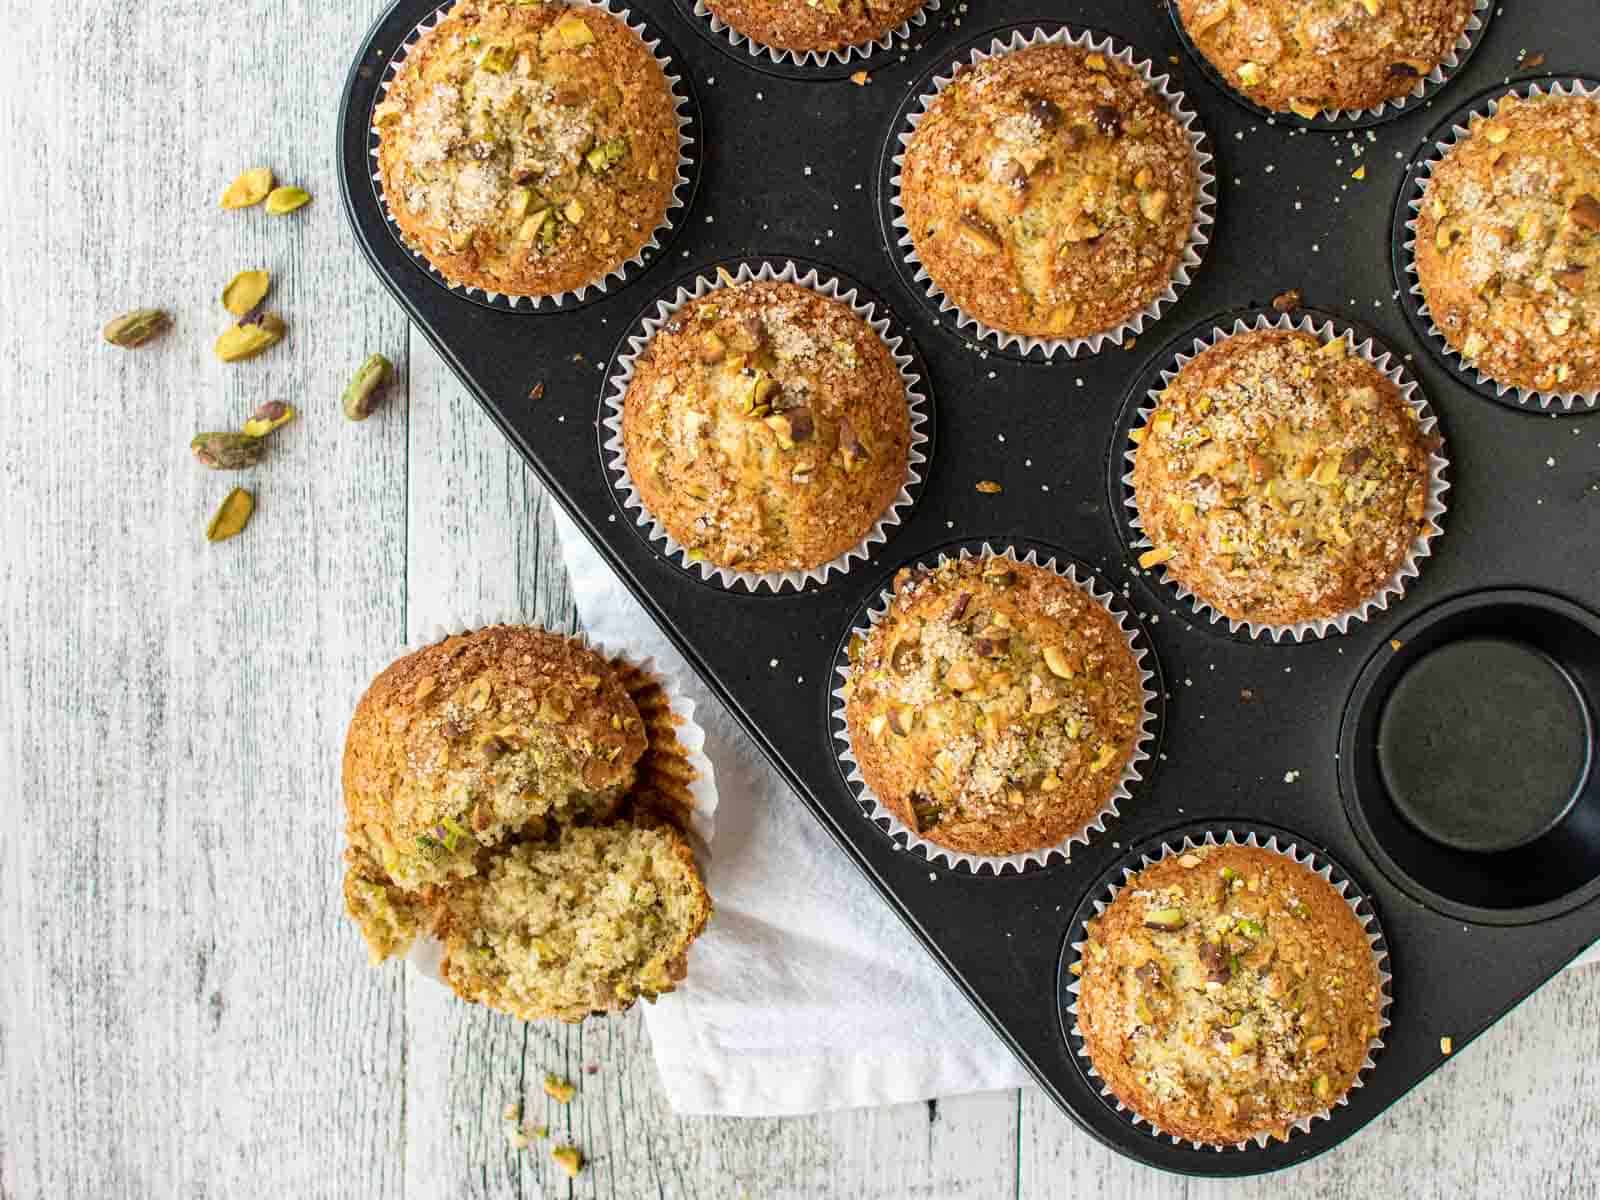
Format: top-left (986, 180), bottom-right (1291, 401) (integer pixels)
top-left (551, 514), bottom-right (1598, 1114)
top-left (552, 511), bottom-right (1031, 1115)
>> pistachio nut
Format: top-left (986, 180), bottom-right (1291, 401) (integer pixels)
top-left (206, 488), bottom-right (256, 542)
top-left (192, 431), bottom-right (266, 470)
top-left (265, 186), bottom-right (312, 216)
top-left (103, 308), bottom-right (171, 348)
top-left (215, 312), bottom-right (286, 363)
top-left (242, 400), bottom-right (297, 438)
top-left (342, 353), bottom-right (394, 421)
top-left (222, 270), bottom-right (271, 317)
top-left (221, 167), bottom-right (274, 210)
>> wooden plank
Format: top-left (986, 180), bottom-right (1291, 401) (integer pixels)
top-left (0, 2), bottom-right (410, 1196)
top-left (1019, 1088), bottom-right (1178, 1200)
top-left (400, 326), bottom-right (580, 1199)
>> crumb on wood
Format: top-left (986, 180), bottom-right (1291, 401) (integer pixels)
top-left (552, 1146), bottom-right (585, 1178)
top-left (543, 1074), bottom-right (577, 1104)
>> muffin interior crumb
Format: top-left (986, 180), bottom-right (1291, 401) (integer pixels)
top-left (438, 823), bottom-right (710, 1022)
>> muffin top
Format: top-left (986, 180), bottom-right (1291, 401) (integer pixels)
top-left (1176, 0), bottom-right (1475, 116)
top-left (703, 0), bottom-right (925, 54)
top-left (1415, 91), bottom-right (1600, 394)
top-left (1130, 330), bottom-right (1435, 628)
top-left (373, 0), bottom-right (679, 297)
top-left (621, 279), bottom-right (912, 575)
top-left (1075, 843), bottom-right (1384, 1145)
top-left (435, 821), bottom-right (711, 1022)
top-left (844, 555), bottom-right (1144, 857)
top-left (899, 44), bottom-right (1197, 341)
top-left (342, 626), bottom-right (648, 891)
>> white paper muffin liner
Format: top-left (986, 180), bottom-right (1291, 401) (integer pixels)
top-left (350, 613), bottom-right (719, 990)
top-left (831, 542), bottom-right (1160, 875)
top-left (690, 0), bottom-right (940, 68)
top-left (889, 25), bottom-right (1216, 360)
top-left (1123, 312), bottom-right (1450, 643)
top-left (601, 259), bottom-right (932, 593)
top-left (1064, 828), bottom-right (1393, 1152)
top-left (1401, 78), bottom-right (1600, 411)
top-left (1173, 0), bottom-right (1490, 126)
top-left (369, 0), bottom-right (697, 311)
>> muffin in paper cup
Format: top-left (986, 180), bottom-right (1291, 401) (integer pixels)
top-left (831, 542), bottom-right (1162, 875)
top-left (687, 0), bottom-right (941, 70)
top-left (368, 0), bottom-right (699, 312)
top-left (1170, 0), bottom-right (1491, 128)
top-left (888, 25), bottom-right (1216, 360)
top-left (1122, 311), bottom-right (1449, 643)
top-left (343, 615), bottom-right (718, 997)
top-left (1401, 78), bottom-right (1600, 411)
top-left (601, 259), bottom-right (931, 593)
top-left (1064, 828), bottom-right (1392, 1151)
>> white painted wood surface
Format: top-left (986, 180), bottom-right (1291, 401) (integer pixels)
top-left (1, 3), bottom-right (1597, 1197)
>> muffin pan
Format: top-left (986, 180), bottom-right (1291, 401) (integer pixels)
top-left (340, 0), bottom-right (1600, 1176)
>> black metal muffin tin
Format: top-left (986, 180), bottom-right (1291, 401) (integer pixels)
top-left (338, 0), bottom-right (1600, 1175)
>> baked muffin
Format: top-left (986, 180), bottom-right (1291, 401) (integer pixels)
top-left (342, 626), bottom-right (648, 891)
top-left (1074, 843), bottom-right (1384, 1145)
top-left (844, 555), bottom-right (1144, 857)
top-left (373, 0), bottom-right (680, 297)
top-left (1175, 0), bottom-right (1475, 116)
top-left (1415, 91), bottom-right (1600, 394)
top-left (704, 0), bottom-right (925, 56)
top-left (434, 821), bottom-right (711, 1022)
top-left (899, 43), bottom-right (1198, 341)
top-left (341, 627), bottom-right (713, 1020)
top-left (621, 279), bottom-right (912, 575)
top-left (1130, 329), bottom-right (1435, 628)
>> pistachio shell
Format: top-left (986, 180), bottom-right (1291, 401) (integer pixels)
top-left (214, 313), bottom-right (286, 363)
top-left (264, 186), bottom-right (311, 216)
top-left (206, 488), bottom-right (256, 542)
top-left (222, 270), bottom-right (271, 317)
top-left (221, 167), bottom-right (274, 210)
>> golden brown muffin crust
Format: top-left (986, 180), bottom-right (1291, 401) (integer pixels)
top-left (704, 0), bottom-right (925, 54)
top-left (844, 555), bottom-right (1144, 857)
top-left (622, 279), bottom-right (912, 575)
top-left (1176, 0), bottom-right (1474, 116)
top-left (342, 626), bottom-right (647, 890)
top-left (1131, 330), bottom-right (1435, 628)
top-left (373, 0), bottom-right (679, 297)
top-left (900, 44), bottom-right (1198, 341)
top-left (1415, 91), bottom-right (1600, 394)
top-left (1075, 844), bottom-right (1383, 1145)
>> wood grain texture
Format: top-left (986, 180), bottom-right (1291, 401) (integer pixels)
top-left (1, 2), bottom-right (1599, 1197)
